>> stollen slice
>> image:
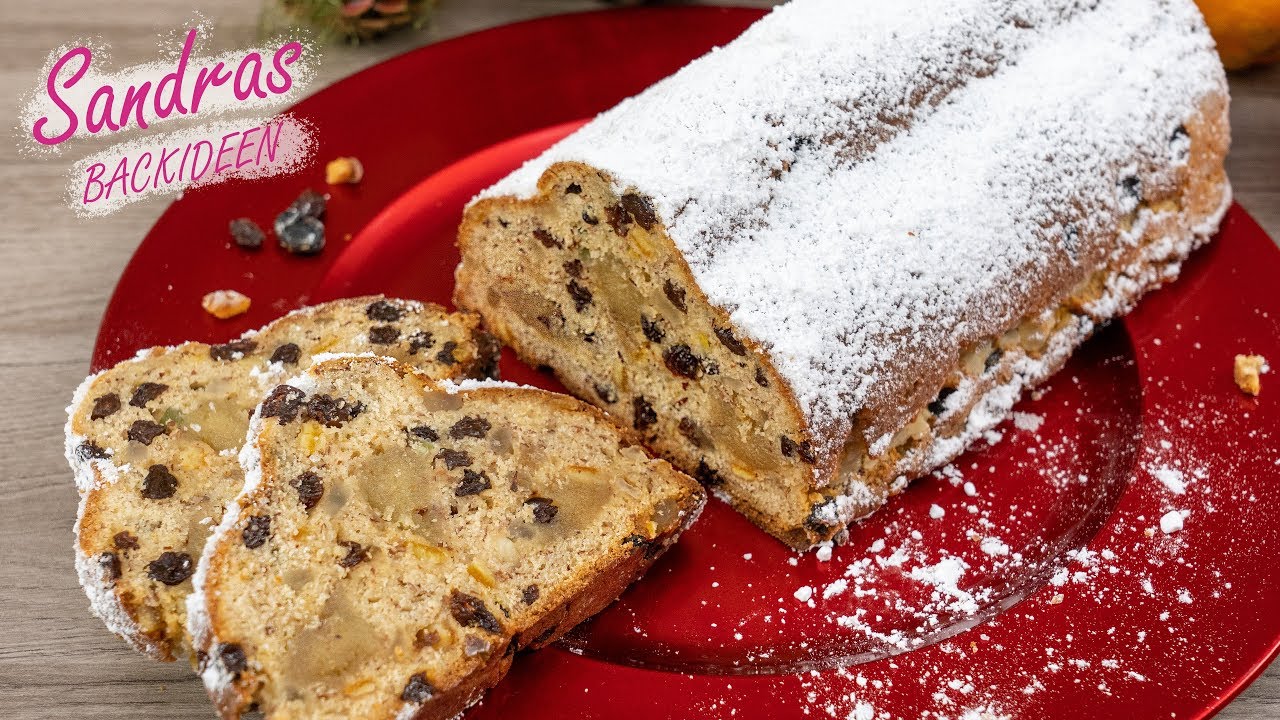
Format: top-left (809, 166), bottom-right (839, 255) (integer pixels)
top-left (188, 354), bottom-right (704, 720)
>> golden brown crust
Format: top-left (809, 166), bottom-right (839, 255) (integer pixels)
top-left (402, 521), bottom-right (690, 720)
top-left (455, 87), bottom-right (1231, 551)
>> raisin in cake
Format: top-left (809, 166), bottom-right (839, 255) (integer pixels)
top-left (67, 297), bottom-right (499, 660)
top-left (455, 0), bottom-right (1231, 549)
top-left (188, 355), bottom-right (703, 720)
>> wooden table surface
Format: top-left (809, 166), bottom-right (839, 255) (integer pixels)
top-left (1, 2), bottom-right (1276, 718)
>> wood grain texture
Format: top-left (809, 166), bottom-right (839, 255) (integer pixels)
top-left (0, 2), bottom-right (1275, 718)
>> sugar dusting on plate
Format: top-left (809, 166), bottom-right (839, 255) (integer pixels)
top-left (667, 351), bottom-right (1272, 718)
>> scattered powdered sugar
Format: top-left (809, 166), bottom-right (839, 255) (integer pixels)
top-left (1151, 466), bottom-right (1188, 495)
top-left (909, 557), bottom-right (979, 615)
top-left (307, 350), bottom-right (380, 365)
top-left (681, 329), bottom-right (1272, 718)
top-left (438, 377), bottom-right (530, 394)
top-left (823, 578), bottom-right (850, 600)
top-left (980, 538), bottom-right (1011, 557)
top-left (1011, 412), bottom-right (1045, 433)
top-left (1159, 510), bottom-right (1187, 534)
top-left (480, 0), bottom-right (1225, 466)
top-left (851, 701), bottom-right (877, 720)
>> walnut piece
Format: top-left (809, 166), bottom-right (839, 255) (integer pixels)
top-left (325, 156), bottom-right (364, 185)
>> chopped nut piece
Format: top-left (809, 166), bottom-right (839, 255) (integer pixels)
top-left (325, 156), bottom-right (364, 185)
top-left (414, 629), bottom-right (440, 649)
top-left (1234, 354), bottom-right (1266, 396)
top-left (201, 290), bottom-right (252, 320)
top-left (463, 634), bottom-right (490, 656)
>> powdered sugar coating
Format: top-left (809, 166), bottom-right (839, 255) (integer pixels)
top-left (439, 377), bottom-right (531, 394)
top-left (821, 183), bottom-right (1229, 527)
top-left (65, 367), bottom-right (122, 494)
top-left (66, 370), bottom-right (147, 647)
top-left (479, 0), bottom-right (1226, 457)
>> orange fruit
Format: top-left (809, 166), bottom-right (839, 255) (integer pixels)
top-left (1196, 0), bottom-right (1280, 70)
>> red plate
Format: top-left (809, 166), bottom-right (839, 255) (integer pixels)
top-left (94, 8), bottom-right (1280, 719)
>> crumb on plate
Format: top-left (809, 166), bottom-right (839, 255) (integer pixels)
top-left (326, 156), bottom-right (364, 185)
top-left (1233, 354), bottom-right (1267, 396)
top-left (202, 290), bottom-right (251, 319)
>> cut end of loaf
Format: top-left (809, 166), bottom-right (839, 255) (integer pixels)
top-left (190, 355), bottom-right (704, 720)
top-left (456, 163), bottom-right (863, 549)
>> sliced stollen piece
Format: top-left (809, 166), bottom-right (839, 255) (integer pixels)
top-left (455, 0), bottom-right (1230, 549)
top-left (67, 296), bottom-right (500, 661)
top-left (188, 355), bottom-right (704, 720)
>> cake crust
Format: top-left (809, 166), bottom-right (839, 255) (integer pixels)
top-left (456, 0), bottom-right (1230, 548)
